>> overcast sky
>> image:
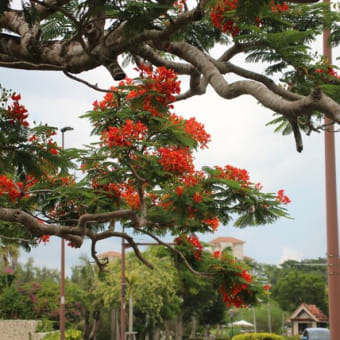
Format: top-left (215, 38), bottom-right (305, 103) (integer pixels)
top-left (1, 29), bottom-right (340, 276)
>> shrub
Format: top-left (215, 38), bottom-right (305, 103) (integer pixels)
top-left (43, 329), bottom-right (82, 340)
top-left (232, 333), bottom-right (284, 340)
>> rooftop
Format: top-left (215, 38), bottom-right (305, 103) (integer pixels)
top-left (98, 251), bottom-right (121, 258)
top-left (209, 237), bottom-right (245, 244)
top-left (290, 303), bottom-right (328, 322)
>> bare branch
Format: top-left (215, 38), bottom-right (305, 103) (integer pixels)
top-left (63, 71), bottom-right (118, 93)
top-left (139, 228), bottom-right (213, 278)
top-left (0, 234), bottom-right (35, 244)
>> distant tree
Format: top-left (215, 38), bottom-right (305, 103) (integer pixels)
top-left (95, 248), bottom-right (181, 338)
top-left (271, 270), bottom-right (327, 313)
top-left (236, 301), bottom-right (285, 334)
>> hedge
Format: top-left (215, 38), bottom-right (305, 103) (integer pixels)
top-left (43, 329), bottom-right (82, 340)
top-left (232, 333), bottom-right (284, 340)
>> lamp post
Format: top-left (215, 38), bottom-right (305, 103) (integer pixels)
top-left (60, 126), bottom-right (74, 340)
top-left (323, 2), bottom-right (340, 340)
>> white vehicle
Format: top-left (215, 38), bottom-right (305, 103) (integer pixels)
top-left (302, 328), bottom-right (330, 340)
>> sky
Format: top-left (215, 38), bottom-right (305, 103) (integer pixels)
top-left (2, 8), bottom-right (340, 276)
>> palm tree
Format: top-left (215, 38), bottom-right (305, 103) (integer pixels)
top-left (0, 240), bottom-right (19, 272)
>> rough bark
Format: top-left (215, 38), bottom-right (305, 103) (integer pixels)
top-left (0, 0), bottom-right (340, 127)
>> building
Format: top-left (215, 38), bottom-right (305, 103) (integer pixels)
top-left (208, 236), bottom-right (245, 260)
top-left (289, 303), bottom-right (328, 336)
top-left (98, 250), bottom-right (121, 263)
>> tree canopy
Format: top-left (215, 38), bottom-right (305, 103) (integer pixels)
top-left (0, 0), bottom-right (332, 308)
top-left (2, 0), bottom-right (340, 151)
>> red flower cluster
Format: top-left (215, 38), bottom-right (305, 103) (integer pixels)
top-left (184, 117), bottom-right (211, 149)
top-left (276, 189), bottom-right (291, 204)
top-left (158, 147), bottom-right (194, 174)
top-left (0, 174), bottom-right (37, 201)
top-left (188, 235), bottom-right (203, 260)
top-left (193, 192), bottom-right (203, 202)
top-left (139, 65), bottom-right (181, 105)
top-left (7, 94), bottom-right (29, 126)
top-left (103, 120), bottom-right (148, 147)
top-left (202, 217), bottom-right (220, 231)
top-left (210, 0), bottom-right (289, 36)
top-left (0, 175), bottom-right (20, 201)
top-left (210, 0), bottom-right (240, 36)
top-left (47, 140), bottom-right (59, 155)
top-left (315, 67), bottom-right (340, 80)
top-left (93, 87), bottom-right (119, 110)
top-left (175, 234), bottom-right (203, 260)
top-left (38, 235), bottom-right (50, 244)
top-left (271, 1), bottom-right (289, 12)
top-left (215, 165), bottom-right (250, 186)
top-left (180, 171), bottom-right (206, 187)
top-left (218, 269), bottom-right (252, 308)
top-left (93, 180), bottom-right (141, 209)
top-left (213, 250), bottom-right (221, 258)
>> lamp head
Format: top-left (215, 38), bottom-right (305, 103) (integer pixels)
top-left (61, 126), bottom-right (74, 133)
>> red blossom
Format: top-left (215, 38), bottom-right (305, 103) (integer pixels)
top-left (203, 217), bottom-right (220, 231)
top-left (158, 147), bottom-right (194, 174)
top-left (184, 117), bottom-right (211, 149)
top-left (276, 189), bottom-right (291, 204)
top-left (103, 120), bottom-right (148, 148)
top-left (213, 250), bottom-right (221, 258)
top-left (175, 186), bottom-right (185, 195)
top-left (38, 235), bottom-right (50, 244)
top-left (7, 93), bottom-right (29, 126)
top-left (193, 192), bottom-right (203, 203)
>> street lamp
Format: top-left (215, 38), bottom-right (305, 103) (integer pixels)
top-left (60, 126), bottom-right (74, 340)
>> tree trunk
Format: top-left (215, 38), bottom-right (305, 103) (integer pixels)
top-left (111, 309), bottom-right (118, 340)
top-left (189, 316), bottom-right (197, 339)
top-left (175, 312), bottom-right (184, 340)
top-left (129, 294), bottom-right (133, 333)
top-left (89, 310), bottom-right (101, 340)
top-left (164, 321), bottom-right (171, 340)
top-left (204, 325), bottom-right (210, 340)
top-left (83, 309), bottom-right (91, 340)
top-left (153, 328), bottom-right (160, 340)
top-left (215, 324), bottom-right (220, 338)
top-left (116, 309), bottom-right (121, 340)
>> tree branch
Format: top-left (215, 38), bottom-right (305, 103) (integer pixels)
top-left (139, 228), bottom-right (213, 277)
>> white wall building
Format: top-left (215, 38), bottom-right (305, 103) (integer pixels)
top-left (208, 237), bottom-right (245, 260)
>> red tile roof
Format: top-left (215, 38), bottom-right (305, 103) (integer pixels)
top-left (302, 304), bottom-right (328, 322)
top-left (209, 237), bottom-right (245, 244)
top-left (98, 251), bottom-right (121, 258)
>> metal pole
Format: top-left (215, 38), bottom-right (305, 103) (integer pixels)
top-left (267, 294), bottom-right (272, 333)
top-left (60, 127), bottom-right (73, 340)
top-left (253, 307), bottom-right (257, 333)
top-left (121, 233), bottom-right (126, 340)
top-left (323, 3), bottom-right (340, 339)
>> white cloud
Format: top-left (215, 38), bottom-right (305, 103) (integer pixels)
top-left (279, 247), bottom-right (304, 264)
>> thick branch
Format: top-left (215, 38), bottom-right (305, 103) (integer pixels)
top-left (167, 41), bottom-right (340, 123)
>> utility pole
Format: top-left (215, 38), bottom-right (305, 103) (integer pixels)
top-left (121, 233), bottom-right (126, 340)
top-left (60, 126), bottom-right (74, 340)
top-left (323, 2), bottom-right (340, 339)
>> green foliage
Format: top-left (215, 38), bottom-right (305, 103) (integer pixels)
top-left (271, 270), bottom-right (327, 313)
top-left (43, 329), bottom-right (82, 340)
top-left (0, 285), bottom-right (34, 319)
top-left (235, 301), bottom-right (286, 334)
top-left (36, 319), bottom-right (55, 332)
top-left (95, 249), bottom-right (181, 335)
top-left (232, 333), bottom-right (284, 340)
